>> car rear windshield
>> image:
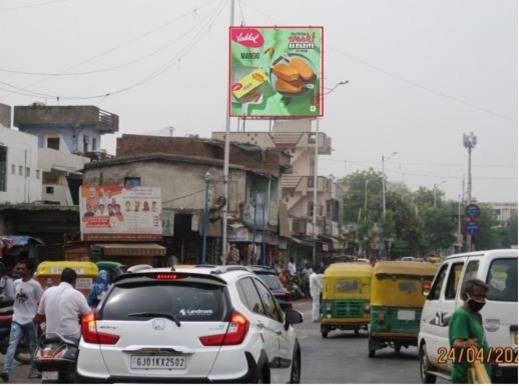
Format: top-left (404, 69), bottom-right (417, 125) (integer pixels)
top-left (101, 282), bottom-right (228, 321)
top-left (486, 258), bottom-right (517, 302)
top-left (257, 273), bottom-right (283, 291)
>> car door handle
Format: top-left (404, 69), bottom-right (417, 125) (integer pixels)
top-left (256, 322), bottom-right (265, 329)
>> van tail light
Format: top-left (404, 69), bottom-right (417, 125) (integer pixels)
top-left (36, 346), bottom-right (65, 363)
top-left (199, 312), bottom-right (249, 346)
top-left (81, 312), bottom-right (120, 345)
top-left (422, 280), bottom-right (431, 296)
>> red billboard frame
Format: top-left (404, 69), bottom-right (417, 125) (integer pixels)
top-left (228, 26), bottom-right (324, 119)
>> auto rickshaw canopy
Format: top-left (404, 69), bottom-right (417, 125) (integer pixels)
top-left (323, 263), bottom-right (373, 300)
top-left (36, 261), bottom-right (99, 277)
top-left (371, 261), bottom-right (437, 308)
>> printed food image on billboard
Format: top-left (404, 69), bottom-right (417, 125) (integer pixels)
top-left (229, 26), bottom-right (323, 118)
top-left (80, 185), bottom-right (162, 241)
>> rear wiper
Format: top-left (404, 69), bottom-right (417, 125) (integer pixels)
top-left (128, 312), bottom-right (181, 327)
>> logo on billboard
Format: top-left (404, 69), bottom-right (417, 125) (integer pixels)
top-left (231, 28), bottom-right (264, 48)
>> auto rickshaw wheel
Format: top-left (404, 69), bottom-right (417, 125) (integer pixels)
top-left (394, 344), bottom-right (401, 352)
top-left (320, 325), bottom-right (329, 338)
top-left (368, 336), bottom-right (376, 358)
top-left (354, 328), bottom-right (360, 336)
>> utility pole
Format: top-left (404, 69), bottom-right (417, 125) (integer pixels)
top-left (312, 119), bottom-right (319, 266)
top-left (364, 179), bottom-right (369, 222)
top-left (201, 172), bottom-right (211, 264)
top-left (262, 177), bottom-right (271, 265)
top-left (381, 152), bottom-right (398, 259)
top-left (222, 0), bottom-right (235, 264)
top-left (463, 132), bottom-right (477, 251)
top-left (251, 191), bottom-right (258, 265)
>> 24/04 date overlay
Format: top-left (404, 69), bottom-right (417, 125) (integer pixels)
top-left (437, 347), bottom-right (518, 364)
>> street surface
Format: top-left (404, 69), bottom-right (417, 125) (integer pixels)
top-left (1, 299), bottom-right (449, 384)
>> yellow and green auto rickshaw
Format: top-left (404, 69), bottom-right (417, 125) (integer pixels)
top-left (368, 261), bottom-right (437, 357)
top-left (320, 262), bottom-right (373, 338)
top-left (35, 261), bottom-right (99, 297)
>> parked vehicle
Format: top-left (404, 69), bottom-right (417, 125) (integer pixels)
top-left (248, 265), bottom-right (293, 311)
top-left (418, 249), bottom-right (517, 383)
top-left (35, 333), bottom-right (79, 383)
top-left (35, 261), bottom-right (99, 297)
top-left (76, 265), bottom-right (303, 383)
top-left (0, 299), bottom-right (32, 364)
top-left (320, 262), bottom-right (373, 338)
top-left (368, 261), bottom-right (437, 357)
top-left (96, 261), bottom-right (126, 283)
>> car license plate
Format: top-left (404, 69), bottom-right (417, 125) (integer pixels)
top-left (130, 355), bottom-right (186, 370)
top-left (397, 310), bottom-right (415, 321)
top-left (42, 371), bottom-right (59, 381)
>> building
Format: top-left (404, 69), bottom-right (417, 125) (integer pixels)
top-left (486, 202), bottom-right (518, 226)
top-left (212, 119), bottom-right (346, 264)
top-left (0, 124), bottom-right (42, 205)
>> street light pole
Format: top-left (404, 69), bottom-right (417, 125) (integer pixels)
top-left (201, 172), bottom-right (211, 264)
top-left (381, 152), bottom-right (398, 259)
top-left (463, 132), bottom-right (477, 251)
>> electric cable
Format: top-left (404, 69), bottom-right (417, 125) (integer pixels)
top-left (0, 0), bottom-right (69, 12)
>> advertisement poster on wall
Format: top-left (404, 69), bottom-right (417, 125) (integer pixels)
top-left (80, 185), bottom-right (162, 241)
top-left (229, 26), bottom-right (323, 118)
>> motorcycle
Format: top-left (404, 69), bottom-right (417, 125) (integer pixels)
top-left (286, 275), bottom-right (305, 300)
top-left (0, 298), bottom-right (32, 365)
top-left (35, 333), bottom-right (79, 383)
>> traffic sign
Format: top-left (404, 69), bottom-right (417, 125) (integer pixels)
top-left (465, 220), bottom-right (480, 235)
top-left (465, 204), bottom-right (480, 219)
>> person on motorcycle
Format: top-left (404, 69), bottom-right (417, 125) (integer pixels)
top-left (1, 260), bottom-right (43, 382)
top-left (0, 263), bottom-right (15, 304)
top-left (34, 268), bottom-right (90, 341)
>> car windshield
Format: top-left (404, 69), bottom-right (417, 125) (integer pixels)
top-left (101, 282), bottom-right (227, 321)
top-left (257, 273), bottom-right (283, 291)
top-left (486, 258), bottom-right (517, 302)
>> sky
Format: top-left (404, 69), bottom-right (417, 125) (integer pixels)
top-left (0, 0), bottom-right (517, 203)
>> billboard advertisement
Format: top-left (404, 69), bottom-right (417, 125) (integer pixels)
top-left (229, 26), bottom-right (323, 118)
top-left (80, 185), bottom-right (162, 241)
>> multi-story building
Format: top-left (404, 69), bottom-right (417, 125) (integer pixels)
top-left (212, 119), bottom-right (346, 264)
top-left (486, 202), bottom-right (518, 226)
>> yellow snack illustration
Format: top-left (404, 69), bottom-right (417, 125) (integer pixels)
top-left (275, 78), bottom-right (303, 94)
top-left (232, 69), bottom-right (266, 100)
top-left (288, 57), bottom-right (314, 81)
top-left (272, 63), bottom-right (299, 82)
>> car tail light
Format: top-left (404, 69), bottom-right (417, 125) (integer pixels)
top-left (154, 273), bottom-right (186, 280)
top-left (200, 312), bottom-right (249, 346)
top-left (81, 312), bottom-right (120, 345)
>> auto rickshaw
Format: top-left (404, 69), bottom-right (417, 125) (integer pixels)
top-left (35, 261), bottom-right (99, 297)
top-left (368, 261), bottom-right (437, 357)
top-left (320, 262), bottom-right (373, 338)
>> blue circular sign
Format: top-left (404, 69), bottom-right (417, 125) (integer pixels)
top-left (465, 204), bottom-right (480, 219)
top-left (465, 220), bottom-right (479, 235)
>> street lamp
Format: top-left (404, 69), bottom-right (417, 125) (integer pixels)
top-left (380, 152), bottom-right (398, 259)
top-left (201, 171), bottom-right (211, 264)
top-left (433, 180), bottom-right (446, 208)
top-left (463, 132), bottom-right (477, 251)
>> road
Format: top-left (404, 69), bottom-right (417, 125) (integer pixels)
top-left (2, 299), bottom-right (442, 384)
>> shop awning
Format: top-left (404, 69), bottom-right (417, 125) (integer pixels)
top-left (95, 243), bottom-right (166, 257)
top-left (286, 236), bottom-right (314, 247)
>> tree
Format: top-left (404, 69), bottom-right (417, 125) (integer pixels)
top-left (473, 205), bottom-right (498, 250)
top-left (421, 206), bottom-right (456, 252)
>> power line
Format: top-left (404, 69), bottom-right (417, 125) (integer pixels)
top-left (0, 0), bottom-right (70, 12)
top-left (321, 157), bottom-right (516, 168)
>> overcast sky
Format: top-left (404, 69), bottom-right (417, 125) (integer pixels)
top-left (0, 0), bottom-right (516, 202)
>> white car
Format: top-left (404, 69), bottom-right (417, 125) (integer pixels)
top-left (418, 249), bottom-right (517, 383)
top-left (77, 265), bottom-right (303, 383)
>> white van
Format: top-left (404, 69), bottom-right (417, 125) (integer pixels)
top-left (418, 249), bottom-right (517, 383)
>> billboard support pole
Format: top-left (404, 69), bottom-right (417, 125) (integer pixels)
top-left (312, 118), bottom-right (319, 266)
top-left (222, 0), bottom-right (235, 265)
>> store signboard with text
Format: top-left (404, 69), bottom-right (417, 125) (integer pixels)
top-left (229, 26), bottom-right (323, 118)
top-left (80, 185), bottom-right (162, 241)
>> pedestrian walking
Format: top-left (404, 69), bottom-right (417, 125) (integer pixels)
top-left (0, 263), bottom-right (15, 303)
top-left (1, 260), bottom-right (43, 382)
top-left (302, 264), bottom-right (313, 297)
top-left (309, 266), bottom-right (324, 322)
top-left (87, 270), bottom-right (110, 308)
top-left (35, 268), bottom-right (90, 341)
top-left (449, 279), bottom-right (491, 383)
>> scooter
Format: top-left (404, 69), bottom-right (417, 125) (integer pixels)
top-left (35, 333), bottom-right (79, 383)
top-left (0, 298), bottom-right (32, 365)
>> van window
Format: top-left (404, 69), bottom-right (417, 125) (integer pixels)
top-left (252, 278), bottom-right (283, 323)
top-left (237, 278), bottom-right (264, 314)
top-left (486, 259), bottom-right (517, 302)
top-left (445, 263), bottom-right (464, 299)
top-left (460, 260), bottom-right (479, 291)
top-left (429, 264), bottom-right (448, 300)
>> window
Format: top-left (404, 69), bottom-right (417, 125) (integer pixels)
top-left (36, 170), bottom-right (40, 179)
top-left (46, 186), bottom-right (54, 194)
top-left (237, 278), bottom-right (264, 315)
top-left (252, 278), bottom-right (283, 323)
top-left (335, 279), bottom-right (359, 292)
top-left (101, 283), bottom-right (227, 322)
top-left (461, 260), bottom-right (479, 290)
top-left (83, 135), bottom-right (89, 153)
top-left (25, 167), bottom-right (30, 177)
top-left (308, 201), bottom-right (314, 217)
top-left (124, 177), bottom-right (141, 187)
top-left (445, 262), bottom-right (464, 300)
top-left (486, 258), bottom-right (517, 302)
top-left (429, 263), bottom-right (448, 300)
top-left (256, 273), bottom-right (283, 291)
top-left (11, 164), bottom-right (15, 175)
top-left (92, 137), bottom-right (97, 151)
top-left (47, 137), bottom-right (60, 150)
top-left (18, 166), bottom-right (23, 175)
top-left (0, 146), bottom-right (6, 192)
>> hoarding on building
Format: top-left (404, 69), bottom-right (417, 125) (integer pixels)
top-left (80, 185), bottom-right (162, 241)
top-left (229, 26), bottom-right (323, 118)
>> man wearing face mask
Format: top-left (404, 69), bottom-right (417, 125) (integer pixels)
top-left (449, 279), bottom-right (491, 383)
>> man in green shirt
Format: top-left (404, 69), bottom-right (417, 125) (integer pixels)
top-left (449, 279), bottom-right (491, 383)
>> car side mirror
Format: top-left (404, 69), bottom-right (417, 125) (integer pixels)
top-left (284, 309), bottom-right (303, 329)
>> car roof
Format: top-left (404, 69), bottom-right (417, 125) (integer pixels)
top-left (444, 249), bottom-right (518, 260)
top-left (126, 265), bottom-right (255, 282)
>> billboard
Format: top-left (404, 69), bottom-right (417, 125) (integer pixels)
top-left (229, 26), bottom-right (323, 118)
top-left (80, 185), bottom-right (162, 241)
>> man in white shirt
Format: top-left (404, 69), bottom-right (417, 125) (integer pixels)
top-left (309, 266), bottom-right (324, 322)
top-left (1, 260), bottom-right (43, 382)
top-left (287, 259), bottom-right (297, 277)
top-left (35, 268), bottom-right (90, 341)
